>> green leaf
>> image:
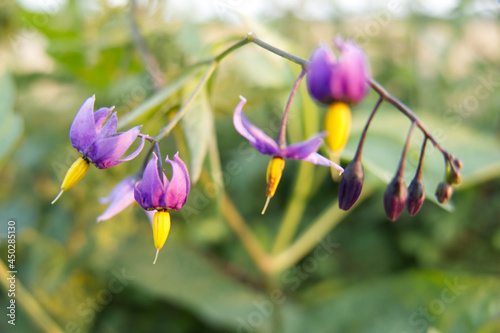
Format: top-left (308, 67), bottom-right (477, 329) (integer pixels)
top-left (0, 72), bottom-right (23, 165)
top-left (117, 237), bottom-right (269, 330)
top-left (181, 84), bottom-right (214, 184)
top-left (285, 271), bottom-right (500, 333)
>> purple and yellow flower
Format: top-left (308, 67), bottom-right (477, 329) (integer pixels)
top-left (134, 152), bottom-right (190, 264)
top-left (234, 95), bottom-right (343, 214)
top-left (307, 37), bottom-right (370, 158)
top-left (96, 176), bottom-right (137, 222)
top-left (52, 95), bottom-right (145, 204)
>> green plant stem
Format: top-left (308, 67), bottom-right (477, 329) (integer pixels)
top-left (220, 194), bottom-right (271, 273)
top-left (247, 32), bottom-right (308, 67)
top-left (269, 185), bottom-right (373, 275)
top-left (0, 259), bottom-right (63, 333)
top-left (155, 61), bottom-right (217, 141)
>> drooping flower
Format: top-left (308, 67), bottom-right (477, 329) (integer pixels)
top-left (52, 95), bottom-right (145, 204)
top-left (234, 95), bottom-right (343, 214)
top-left (96, 176), bottom-right (138, 222)
top-left (307, 37), bottom-right (370, 179)
top-left (134, 152), bottom-right (190, 264)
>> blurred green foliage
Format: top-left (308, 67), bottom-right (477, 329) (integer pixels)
top-left (0, 0), bottom-right (499, 332)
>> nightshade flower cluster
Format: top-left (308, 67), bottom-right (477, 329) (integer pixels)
top-left (306, 37), bottom-right (462, 220)
top-left (52, 95), bottom-right (145, 204)
top-left (52, 95), bottom-right (192, 264)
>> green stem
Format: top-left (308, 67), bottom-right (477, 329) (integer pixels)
top-left (247, 32), bottom-right (309, 67)
top-left (0, 259), bottom-right (63, 333)
top-left (269, 185), bottom-right (374, 275)
top-left (155, 61), bottom-right (217, 141)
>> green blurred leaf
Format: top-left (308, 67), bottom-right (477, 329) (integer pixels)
top-left (181, 85), bottom-right (213, 184)
top-left (118, 238), bottom-right (269, 330)
top-left (0, 72), bottom-right (23, 165)
top-left (285, 271), bottom-right (500, 333)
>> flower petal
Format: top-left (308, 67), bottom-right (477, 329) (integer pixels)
top-left (163, 152), bottom-right (190, 210)
top-left (94, 106), bottom-right (114, 133)
top-left (117, 131), bottom-right (145, 163)
top-left (97, 110), bottom-right (117, 138)
top-left (87, 125), bottom-right (143, 169)
top-left (134, 153), bottom-right (166, 210)
top-left (96, 177), bottom-right (136, 222)
top-left (331, 37), bottom-right (370, 104)
top-left (306, 45), bottom-right (336, 104)
top-left (233, 96), bottom-right (280, 156)
top-left (302, 152), bottom-right (344, 173)
top-left (69, 95), bottom-right (98, 152)
top-left (281, 132), bottom-right (326, 160)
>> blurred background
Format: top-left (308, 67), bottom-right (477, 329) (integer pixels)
top-left (0, 0), bottom-right (499, 332)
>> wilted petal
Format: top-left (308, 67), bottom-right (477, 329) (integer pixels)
top-left (163, 152), bottom-right (190, 210)
top-left (233, 96), bottom-right (280, 156)
top-left (96, 176), bottom-right (136, 222)
top-left (281, 132), bottom-right (326, 160)
top-left (94, 107), bottom-right (114, 132)
top-left (69, 95), bottom-right (98, 152)
top-left (134, 153), bottom-right (166, 210)
top-left (97, 111), bottom-right (118, 138)
top-left (306, 45), bottom-right (336, 104)
top-left (88, 125), bottom-right (143, 169)
top-left (302, 152), bottom-right (343, 173)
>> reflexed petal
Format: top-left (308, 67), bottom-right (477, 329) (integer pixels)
top-left (96, 177), bottom-right (136, 222)
top-left (163, 152), bottom-right (190, 210)
top-left (302, 152), bottom-right (344, 173)
top-left (331, 38), bottom-right (369, 104)
top-left (281, 132), bottom-right (326, 160)
top-left (233, 96), bottom-right (280, 156)
top-left (97, 111), bottom-right (118, 138)
top-left (87, 125), bottom-right (143, 169)
top-left (118, 132), bottom-right (145, 163)
top-left (69, 95), bottom-right (98, 152)
top-left (134, 153), bottom-right (166, 209)
top-left (143, 209), bottom-right (155, 226)
top-left (306, 45), bottom-right (336, 104)
top-left (94, 106), bottom-right (114, 132)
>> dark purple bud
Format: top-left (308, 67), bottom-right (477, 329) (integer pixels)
top-left (383, 176), bottom-right (408, 221)
top-left (446, 163), bottom-right (462, 185)
top-left (406, 178), bottom-right (425, 216)
top-left (435, 182), bottom-right (453, 204)
top-left (338, 160), bottom-right (364, 210)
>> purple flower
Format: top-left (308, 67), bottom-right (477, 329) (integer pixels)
top-left (96, 176), bottom-right (137, 222)
top-left (134, 152), bottom-right (191, 211)
top-left (233, 96), bottom-right (343, 172)
top-left (307, 37), bottom-right (370, 105)
top-left (70, 95), bottom-right (145, 169)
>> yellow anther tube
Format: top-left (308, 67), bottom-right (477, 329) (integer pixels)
top-left (262, 157), bottom-right (285, 214)
top-left (152, 210), bottom-right (171, 264)
top-left (324, 102), bottom-right (351, 154)
top-left (51, 157), bottom-right (90, 204)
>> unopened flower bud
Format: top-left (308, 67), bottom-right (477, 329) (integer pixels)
top-left (446, 163), bottom-right (462, 185)
top-left (384, 176), bottom-right (408, 221)
top-left (435, 182), bottom-right (453, 204)
top-left (406, 178), bottom-right (425, 216)
top-left (338, 160), bottom-right (364, 210)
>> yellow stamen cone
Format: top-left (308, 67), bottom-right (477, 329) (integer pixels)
top-left (262, 157), bottom-right (285, 214)
top-left (324, 102), bottom-right (351, 182)
top-left (51, 157), bottom-right (90, 204)
top-left (152, 210), bottom-right (171, 264)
